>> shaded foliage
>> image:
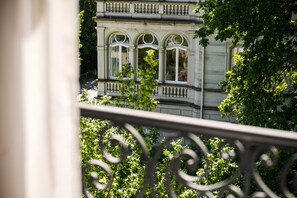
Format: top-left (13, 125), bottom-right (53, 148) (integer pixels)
top-left (78, 10), bottom-right (84, 63)
top-left (195, 0), bottom-right (297, 196)
top-left (195, 0), bottom-right (297, 131)
top-left (79, 0), bottom-right (97, 74)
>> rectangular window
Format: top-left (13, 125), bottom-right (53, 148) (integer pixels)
top-left (110, 46), bottom-right (120, 77)
top-left (178, 50), bottom-right (188, 82)
top-left (121, 47), bottom-right (129, 66)
top-left (110, 46), bottom-right (130, 78)
top-left (166, 49), bottom-right (188, 82)
top-left (166, 49), bottom-right (176, 81)
top-left (121, 47), bottom-right (130, 78)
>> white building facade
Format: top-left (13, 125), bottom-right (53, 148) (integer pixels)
top-left (95, 0), bottom-right (235, 121)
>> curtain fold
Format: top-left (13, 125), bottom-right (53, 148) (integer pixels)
top-left (0, 1), bottom-right (81, 198)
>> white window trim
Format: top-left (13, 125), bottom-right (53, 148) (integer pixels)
top-left (165, 47), bottom-right (189, 84)
top-left (136, 35), bottom-right (160, 81)
top-left (136, 47), bottom-right (159, 78)
top-left (109, 44), bottom-right (131, 79)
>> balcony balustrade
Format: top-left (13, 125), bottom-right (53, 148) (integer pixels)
top-left (162, 86), bottom-right (188, 98)
top-left (163, 4), bottom-right (189, 15)
top-left (106, 2), bottom-right (130, 13)
top-left (97, 1), bottom-right (200, 22)
top-left (80, 104), bottom-right (297, 197)
top-left (103, 80), bottom-right (189, 101)
top-left (105, 81), bottom-right (158, 95)
top-left (105, 81), bottom-right (121, 93)
top-left (134, 3), bottom-right (159, 14)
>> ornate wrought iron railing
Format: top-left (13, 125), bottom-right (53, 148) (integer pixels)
top-left (80, 104), bottom-right (297, 197)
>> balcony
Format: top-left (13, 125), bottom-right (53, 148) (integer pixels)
top-left (80, 104), bottom-right (297, 197)
top-left (96, 0), bottom-right (201, 24)
top-left (100, 80), bottom-right (192, 102)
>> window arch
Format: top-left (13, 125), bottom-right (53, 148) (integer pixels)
top-left (165, 34), bottom-right (188, 82)
top-left (137, 33), bottom-right (159, 79)
top-left (109, 33), bottom-right (131, 78)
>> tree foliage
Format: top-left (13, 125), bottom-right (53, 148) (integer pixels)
top-left (79, 0), bottom-right (97, 74)
top-left (195, 0), bottom-right (297, 131)
top-left (80, 50), bottom-right (237, 197)
top-left (115, 49), bottom-right (159, 111)
top-left (78, 10), bottom-right (84, 63)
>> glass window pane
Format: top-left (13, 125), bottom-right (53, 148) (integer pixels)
top-left (152, 37), bottom-right (158, 45)
top-left (178, 50), bottom-right (188, 82)
top-left (111, 35), bottom-right (117, 43)
top-left (110, 46), bottom-right (119, 77)
top-left (166, 35), bottom-right (175, 47)
top-left (121, 46), bottom-right (129, 66)
top-left (143, 34), bottom-right (154, 44)
top-left (138, 47), bottom-right (148, 71)
top-left (138, 34), bottom-right (158, 45)
top-left (166, 49), bottom-right (176, 81)
top-left (110, 34), bottom-right (129, 44)
top-left (182, 38), bottom-right (188, 47)
top-left (138, 47), bottom-right (159, 79)
top-left (174, 35), bottom-right (183, 45)
top-left (166, 35), bottom-right (188, 47)
top-left (121, 47), bottom-right (130, 77)
top-left (154, 51), bottom-right (159, 79)
top-left (116, 35), bottom-right (126, 43)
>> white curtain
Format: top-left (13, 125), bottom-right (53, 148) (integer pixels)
top-left (0, 1), bottom-right (81, 198)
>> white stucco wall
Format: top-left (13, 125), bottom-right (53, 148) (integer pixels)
top-left (95, 1), bottom-right (234, 121)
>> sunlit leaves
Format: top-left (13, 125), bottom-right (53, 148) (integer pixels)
top-left (196, 0), bottom-right (297, 131)
top-left (115, 49), bottom-right (159, 111)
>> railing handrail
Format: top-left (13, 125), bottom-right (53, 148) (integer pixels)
top-left (80, 104), bottom-right (297, 148)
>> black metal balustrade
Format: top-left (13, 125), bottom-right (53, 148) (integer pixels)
top-left (80, 104), bottom-right (297, 198)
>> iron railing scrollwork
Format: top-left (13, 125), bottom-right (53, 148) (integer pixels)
top-left (80, 104), bottom-right (297, 197)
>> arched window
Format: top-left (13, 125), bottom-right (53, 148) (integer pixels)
top-left (165, 35), bottom-right (188, 82)
top-left (109, 33), bottom-right (130, 78)
top-left (137, 33), bottom-right (159, 79)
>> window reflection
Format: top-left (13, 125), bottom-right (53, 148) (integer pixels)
top-left (137, 34), bottom-right (159, 79)
top-left (108, 33), bottom-right (189, 82)
top-left (178, 50), bottom-right (188, 81)
top-left (110, 46), bottom-right (120, 77)
top-left (166, 49), bottom-right (176, 81)
top-left (109, 33), bottom-right (130, 78)
top-left (165, 35), bottom-right (188, 82)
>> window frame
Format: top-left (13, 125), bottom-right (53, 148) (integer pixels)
top-left (136, 33), bottom-right (160, 81)
top-left (108, 33), bottom-right (131, 79)
top-left (165, 35), bottom-right (189, 84)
